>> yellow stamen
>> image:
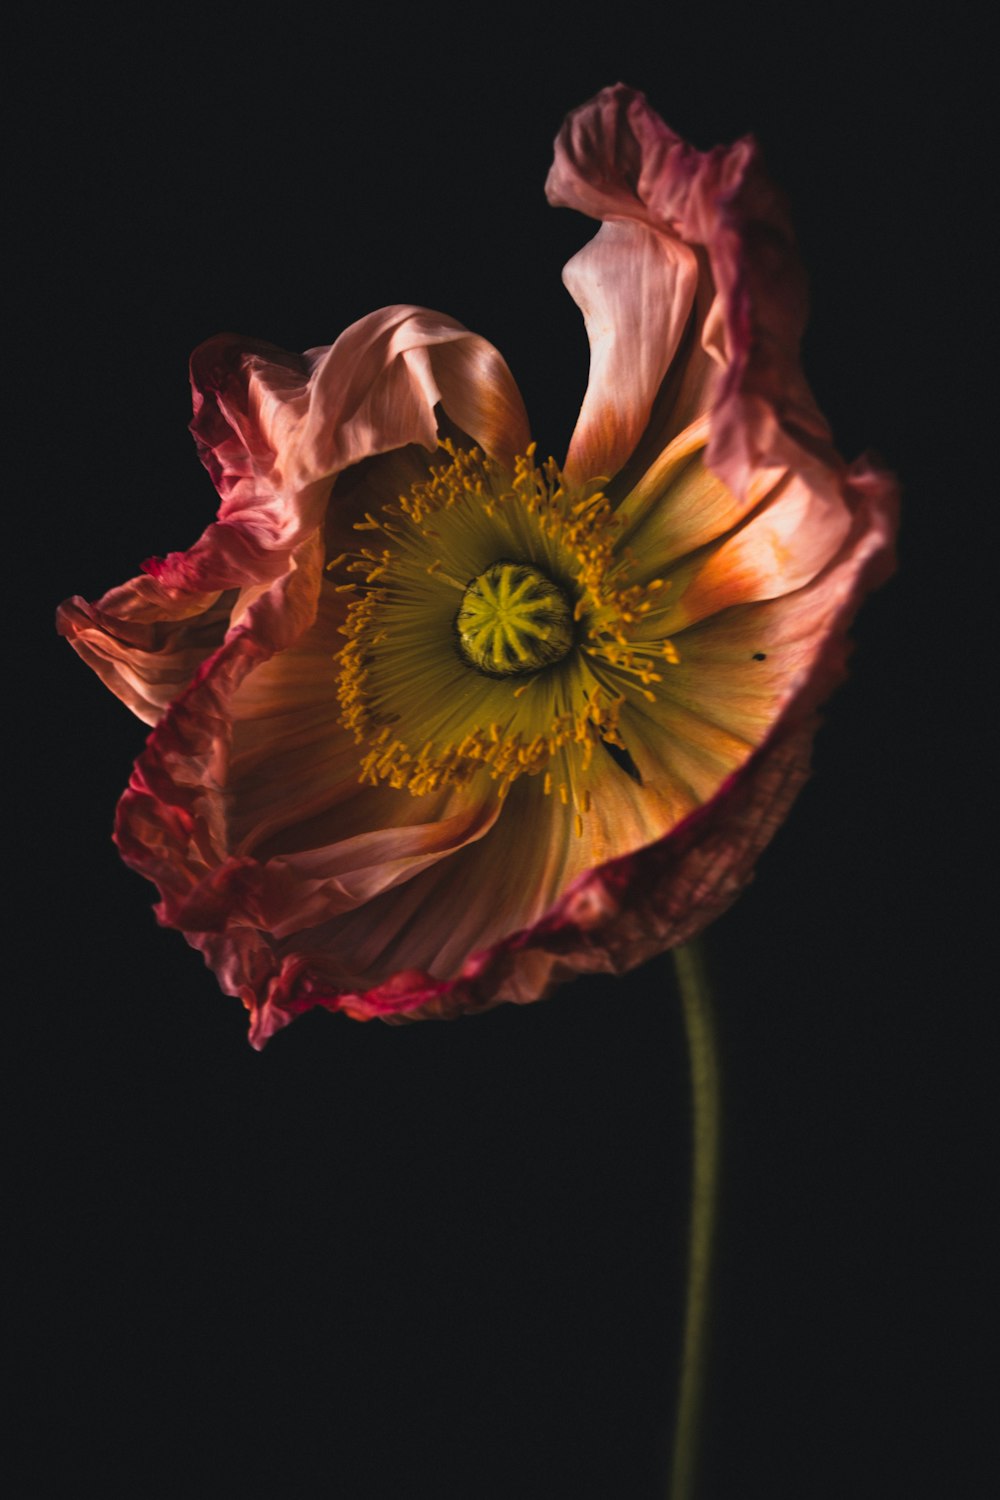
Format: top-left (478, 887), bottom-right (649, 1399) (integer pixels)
top-left (330, 442), bottom-right (680, 798)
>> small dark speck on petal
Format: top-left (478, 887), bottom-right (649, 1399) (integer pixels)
top-left (602, 738), bottom-right (643, 785)
top-left (752, 652), bottom-right (767, 661)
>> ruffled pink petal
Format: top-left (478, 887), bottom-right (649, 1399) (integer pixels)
top-left (258, 719), bottom-right (814, 1034)
top-left (149, 305), bottom-right (530, 595)
top-left (176, 710), bottom-right (814, 1050)
top-left (559, 220), bottom-right (698, 483)
top-left (656, 469), bottom-right (853, 631)
top-left (112, 525), bottom-right (504, 1041)
top-left (618, 461), bottom-right (898, 804)
top-left (113, 535), bottom-right (325, 918)
top-left (63, 88), bottom-right (898, 1049)
top-left (546, 83), bottom-right (832, 500)
top-left (547, 84), bottom-right (717, 486)
top-left (264, 454), bottom-right (895, 1033)
top-left (280, 772), bottom-right (585, 996)
top-left (299, 306), bottom-right (531, 479)
top-left (97, 299), bottom-right (532, 1038)
top-left (61, 308), bottom-right (530, 723)
top-left (56, 578), bottom-right (233, 726)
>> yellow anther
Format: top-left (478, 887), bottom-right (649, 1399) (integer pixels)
top-left (333, 443), bottom-right (673, 798)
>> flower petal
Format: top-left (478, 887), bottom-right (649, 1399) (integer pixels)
top-left (297, 305), bottom-right (531, 478)
top-left (547, 83), bottom-right (833, 506)
top-left (547, 84), bottom-right (717, 485)
top-left (62, 89), bottom-right (899, 1048)
top-left (113, 534), bottom-right (326, 919)
top-left (646, 468), bottom-right (853, 631)
top-left (335, 719), bottom-right (817, 1025)
top-left (558, 220), bottom-right (698, 485)
top-left (307, 453), bottom-right (897, 1027)
top-left (107, 440), bottom-right (523, 1043)
top-left (61, 308), bottom-right (530, 723)
top-left (56, 579), bottom-right (234, 726)
top-left (150, 306), bottom-right (531, 595)
top-left (615, 417), bottom-right (778, 571)
top-left (182, 713), bottom-right (818, 1047)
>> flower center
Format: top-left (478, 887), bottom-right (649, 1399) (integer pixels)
top-left (455, 560), bottom-right (573, 676)
top-left (330, 442), bottom-right (678, 814)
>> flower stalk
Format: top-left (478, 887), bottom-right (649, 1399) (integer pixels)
top-left (670, 938), bottom-right (721, 1500)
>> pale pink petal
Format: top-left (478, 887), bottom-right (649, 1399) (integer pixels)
top-left (297, 304), bottom-right (530, 479)
top-left (149, 306), bottom-right (530, 595)
top-left (56, 578), bottom-right (232, 725)
top-left (544, 80), bottom-right (683, 225)
top-left (110, 474), bottom-right (506, 1043)
top-left (291, 456), bottom-right (896, 1029)
top-left (61, 308), bottom-right (530, 724)
top-left (657, 490), bottom-right (897, 743)
top-left (615, 417), bottom-right (778, 568)
top-left (546, 84), bottom-right (720, 485)
top-left (651, 469), bottom-right (853, 631)
top-left (547, 84), bottom-right (834, 508)
top-left (560, 220), bottom-right (698, 485)
top-left (329, 719), bottom-right (816, 1025)
top-left (179, 717), bottom-right (817, 1048)
top-left (114, 534), bottom-right (327, 922)
top-left (280, 774), bottom-right (580, 994)
top-left (62, 89), bottom-right (899, 1048)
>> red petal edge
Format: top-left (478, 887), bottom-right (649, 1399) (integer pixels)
top-left (69, 98), bottom-right (898, 1047)
top-left (244, 454), bottom-right (896, 1047)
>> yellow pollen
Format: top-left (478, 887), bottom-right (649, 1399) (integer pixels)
top-left (330, 442), bottom-right (678, 800)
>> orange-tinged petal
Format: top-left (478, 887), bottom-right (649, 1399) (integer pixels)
top-left (297, 304), bottom-right (530, 480)
top-left (559, 219), bottom-right (698, 486)
top-left (313, 457), bottom-right (896, 1029)
top-left (56, 579), bottom-right (233, 726)
top-left (616, 418), bottom-right (782, 572)
top-left (151, 306), bottom-right (530, 596)
top-left (335, 719), bottom-right (818, 1027)
top-left (548, 83), bottom-right (834, 509)
top-left (60, 88), bottom-right (898, 1046)
top-left (59, 308), bottom-right (529, 725)
top-left (645, 469), bottom-right (853, 632)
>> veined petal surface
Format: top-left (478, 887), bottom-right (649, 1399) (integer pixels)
top-left (60, 89), bottom-right (897, 1045)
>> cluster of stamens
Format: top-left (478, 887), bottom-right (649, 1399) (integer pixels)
top-left (330, 442), bottom-right (679, 828)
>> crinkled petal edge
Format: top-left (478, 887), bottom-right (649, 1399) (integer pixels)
top-left (237, 454), bottom-right (895, 1047)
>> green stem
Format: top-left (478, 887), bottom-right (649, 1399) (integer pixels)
top-left (669, 938), bottom-right (721, 1500)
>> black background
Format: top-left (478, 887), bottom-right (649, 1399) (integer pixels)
top-left (14, 8), bottom-right (990, 1497)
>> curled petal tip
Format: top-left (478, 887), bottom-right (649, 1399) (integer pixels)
top-left (60, 87), bottom-right (897, 1044)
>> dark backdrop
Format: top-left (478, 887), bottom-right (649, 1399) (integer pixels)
top-left (15, 8), bottom-right (990, 1497)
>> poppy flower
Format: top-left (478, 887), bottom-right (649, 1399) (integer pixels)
top-left (58, 84), bottom-right (896, 1047)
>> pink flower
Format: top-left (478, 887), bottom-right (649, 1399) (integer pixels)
top-left (58, 85), bottom-right (896, 1048)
